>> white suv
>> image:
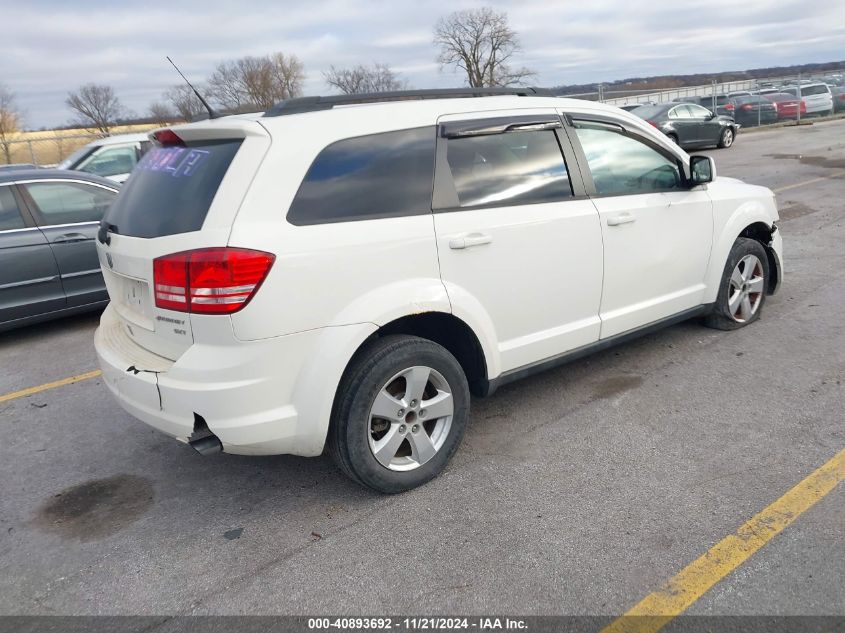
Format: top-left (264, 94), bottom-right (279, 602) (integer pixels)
top-left (93, 88), bottom-right (783, 492)
top-left (781, 83), bottom-right (834, 116)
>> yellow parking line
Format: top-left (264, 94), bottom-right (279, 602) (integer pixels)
top-left (602, 448), bottom-right (845, 633)
top-left (0, 369), bottom-right (102, 404)
top-left (773, 170), bottom-right (845, 193)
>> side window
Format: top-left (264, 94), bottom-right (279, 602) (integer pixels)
top-left (441, 129), bottom-right (572, 208)
top-left (78, 146), bottom-right (138, 177)
top-left (573, 122), bottom-right (683, 196)
top-left (668, 106), bottom-right (683, 119)
top-left (688, 104), bottom-right (712, 118)
top-left (287, 127), bottom-right (435, 225)
top-left (23, 181), bottom-right (117, 225)
top-left (0, 186), bottom-right (25, 230)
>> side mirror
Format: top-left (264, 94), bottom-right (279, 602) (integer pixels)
top-left (690, 155), bottom-right (715, 185)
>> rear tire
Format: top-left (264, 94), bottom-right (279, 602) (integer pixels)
top-left (327, 335), bottom-right (470, 493)
top-left (718, 127), bottom-right (735, 148)
top-left (704, 237), bottom-right (769, 331)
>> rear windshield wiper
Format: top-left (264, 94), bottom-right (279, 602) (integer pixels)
top-left (98, 221), bottom-right (119, 245)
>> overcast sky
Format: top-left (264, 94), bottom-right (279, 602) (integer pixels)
top-left (3, 0), bottom-right (844, 129)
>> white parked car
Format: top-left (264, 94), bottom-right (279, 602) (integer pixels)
top-left (58, 132), bottom-right (152, 183)
top-left (780, 83), bottom-right (834, 116)
top-left (93, 88), bottom-right (783, 492)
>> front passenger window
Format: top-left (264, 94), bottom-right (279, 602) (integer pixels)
top-left (573, 123), bottom-right (682, 196)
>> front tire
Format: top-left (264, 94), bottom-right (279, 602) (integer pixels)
top-left (327, 335), bottom-right (470, 493)
top-left (704, 237), bottom-right (769, 331)
top-left (718, 127), bottom-right (735, 148)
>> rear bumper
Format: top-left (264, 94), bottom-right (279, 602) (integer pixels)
top-left (94, 304), bottom-right (372, 456)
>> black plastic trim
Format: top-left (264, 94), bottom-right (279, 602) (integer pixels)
top-left (485, 304), bottom-right (712, 395)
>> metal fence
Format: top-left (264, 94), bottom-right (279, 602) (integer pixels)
top-left (0, 127), bottom-right (161, 167)
top-left (562, 69), bottom-right (845, 128)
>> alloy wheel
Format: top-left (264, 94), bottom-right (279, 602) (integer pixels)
top-left (728, 254), bottom-right (764, 322)
top-left (368, 366), bottom-right (454, 472)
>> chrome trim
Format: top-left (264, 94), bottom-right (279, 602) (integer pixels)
top-left (39, 221), bottom-right (100, 230)
top-left (0, 275), bottom-right (60, 290)
top-left (61, 268), bottom-right (102, 279)
top-left (10, 178), bottom-right (119, 193)
top-left (0, 226), bottom-right (39, 235)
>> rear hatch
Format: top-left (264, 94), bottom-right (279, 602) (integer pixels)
top-left (97, 119), bottom-right (271, 360)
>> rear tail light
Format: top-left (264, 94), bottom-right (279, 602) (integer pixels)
top-left (153, 248), bottom-right (275, 314)
top-left (725, 104), bottom-right (735, 111)
top-left (647, 120), bottom-right (659, 128)
top-left (741, 104), bottom-right (753, 111)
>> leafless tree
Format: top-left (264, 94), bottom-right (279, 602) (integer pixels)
top-left (207, 52), bottom-right (305, 112)
top-left (65, 84), bottom-right (126, 134)
top-left (0, 84), bottom-right (22, 164)
top-left (324, 63), bottom-right (408, 94)
top-left (148, 101), bottom-right (173, 126)
top-left (164, 84), bottom-right (207, 122)
top-left (433, 7), bottom-right (535, 87)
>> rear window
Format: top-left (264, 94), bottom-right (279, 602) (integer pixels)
top-left (801, 85), bottom-right (830, 96)
top-left (104, 139), bottom-right (241, 238)
top-left (630, 105), bottom-right (666, 119)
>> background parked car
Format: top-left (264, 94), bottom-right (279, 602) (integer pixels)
top-left (698, 94), bottom-right (734, 117)
top-left (763, 93), bottom-right (806, 120)
top-left (780, 83), bottom-right (834, 116)
top-left (0, 169), bottom-right (118, 331)
top-left (58, 132), bottom-right (151, 183)
top-left (726, 96), bottom-right (778, 127)
top-left (831, 86), bottom-right (845, 112)
top-left (630, 102), bottom-right (738, 149)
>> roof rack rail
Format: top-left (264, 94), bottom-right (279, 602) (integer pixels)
top-left (263, 87), bottom-right (553, 117)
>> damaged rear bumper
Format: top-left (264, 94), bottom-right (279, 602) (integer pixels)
top-left (94, 303), bottom-right (320, 456)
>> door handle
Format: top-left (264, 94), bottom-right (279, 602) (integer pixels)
top-left (52, 233), bottom-right (88, 244)
top-left (449, 233), bottom-right (493, 250)
top-left (607, 213), bottom-right (636, 226)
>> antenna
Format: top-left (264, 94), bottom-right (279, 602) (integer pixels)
top-left (166, 56), bottom-right (217, 120)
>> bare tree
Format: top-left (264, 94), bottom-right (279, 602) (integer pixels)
top-left (207, 52), bottom-right (305, 112)
top-left (164, 84), bottom-right (207, 122)
top-left (148, 101), bottom-right (173, 126)
top-left (434, 7), bottom-right (535, 87)
top-left (66, 84), bottom-right (126, 134)
top-left (0, 84), bottom-right (22, 164)
top-left (324, 63), bottom-right (408, 94)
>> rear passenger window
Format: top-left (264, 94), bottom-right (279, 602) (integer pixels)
top-left (24, 181), bottom-right (116, 225)
top-left (0, 186), bottom-right (25, 230)
top-left (441, 130), bottom-right (572, 208)
top-left (287, 127), bottom-right (435, 225)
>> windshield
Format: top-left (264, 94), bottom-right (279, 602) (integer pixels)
top-left (58, 145), bottom-right (98, 170)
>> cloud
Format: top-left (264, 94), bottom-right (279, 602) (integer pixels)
top-left (1, 0), bottom-right (843, 128)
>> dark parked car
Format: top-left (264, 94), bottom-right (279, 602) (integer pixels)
top-left (726, 96), bottom-right (778, 127)
top-left (630, 102), bottom-right (738, 149)
top-left (699, 95), bottom-right (733, 116)
top-left (763, 93), bottom-right (806, 120)
top-left (0, 169), bottom-right (118, 331)
top-left (832, 87), bottom-right (845, 112)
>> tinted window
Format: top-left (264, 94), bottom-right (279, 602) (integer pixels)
top-left (442, 129), bottom-right (571, 208)
top-left (573, 122), bottom-right (682, 195)
top-left (801, 85), bottom-right (830, 96)
top-left (0, 186), bottom-right (25, 230)
top-left (287, 127), bottom-right (435, 225)
top-left (78, 146), bottom-right (138, 177)
top-left (669, 105), bottom-right (693, 118)
top-left (105, 139), bottom-right (241, 238)
top-left (25, 181), bottom-right (116, 225)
